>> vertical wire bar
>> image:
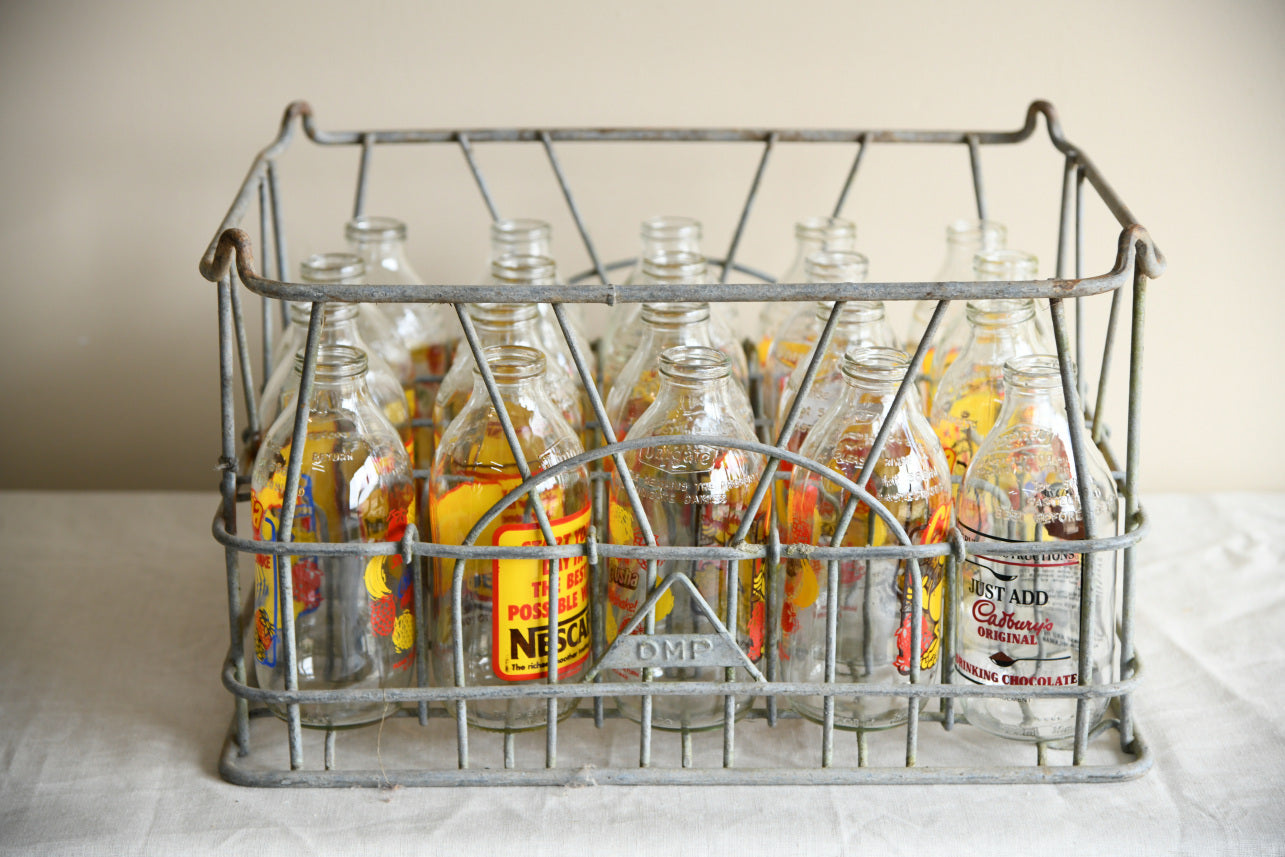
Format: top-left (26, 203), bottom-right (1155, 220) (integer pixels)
top-left (589, 491), bottom-right (606, 728)
top-left (324, 729), bottom-right (336, 770)
top-left (409, 523), bottom-right (430, 726)
top-left (857, 729), bottom-right (868, 767)
top-left (966, 135), bottom-right (988, 222)
top-left (905, 552), bottom-right (922, 768)
top-left (353, 133), bottom-right (374, 220)
top-left (456, 133), bottom-right (501, 222)
top-left (723, 558), bottom-right (739, 768)
top-left (546, 549), bottom-right (559, 768)
top-left (1048, 297), bottom-right (1101, 766)
top-left (539, 133), bottom-right (611, 287)
top-left (1120, 263), bottom-right (1147, 749)
top-left (504, 733), bottom-right (516, 769)
top-left (831, 134), bottom-right (868, 218)
top-left (640, 549), bottom-right (659, 769)
top-left (765, 525), bottom-right (781, 726)
top-left (267, 161), bottom-right (289, 331)
top-left (217, 272), bottom-right (250, 756)
top-left (258, 178), bottom-right (275, 385)
top-left (227, 267), bottom-right (260, 453)
top-left (682, 730), bottom-right (693, 768)
top-left (821, 558), bottom-right (839, 767)
top-left (274, 301), bottom-right (326, 770)
top-left (940, 553), bottom-right (958, 730)
top-left (1075, 166), bottom-right (1087, 400)
top-left (719, 134), bottom-right (777, 285)
top-left (1056, 156), bottom-right (1076, 279)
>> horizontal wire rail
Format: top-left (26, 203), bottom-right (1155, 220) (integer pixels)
top-left (202, 100), bottom-right (1163, 786)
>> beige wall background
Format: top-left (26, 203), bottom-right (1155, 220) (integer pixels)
top-left (1, 0), bottom-right (1281, 492)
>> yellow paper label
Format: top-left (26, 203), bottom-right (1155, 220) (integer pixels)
top-left (491, 503), bottom-right (592, 681)
top-left (431, 475), bottom-right (522, 597)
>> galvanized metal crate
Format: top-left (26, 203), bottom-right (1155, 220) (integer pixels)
top-left (201, 101), bottom-right (1163, 786)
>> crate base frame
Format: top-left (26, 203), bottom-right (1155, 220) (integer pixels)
top-left (202, 101), bottom-right (1163, 787)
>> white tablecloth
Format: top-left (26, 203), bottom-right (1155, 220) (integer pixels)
top-left (1, 492), bottom-right (1282, 855)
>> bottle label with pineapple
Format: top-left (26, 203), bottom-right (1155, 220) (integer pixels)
top-left (490, 503), bottom-right (592, 681)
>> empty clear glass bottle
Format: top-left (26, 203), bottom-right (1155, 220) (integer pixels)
top-left (762, 250), bottom-right (883, 427)
top-left (771, 288), bottom-right (897, 536)
top-left (758, 216), bottom-right (857, 364)
top-left (272, 254), bottom-right (415, 397)
top-left (781, 347), bottom-right (953, 729)
top-left (347, 216), bottom-right (460, 471)
top-left (956, 355), bottom-right (1117, 742)
top-left (605, 302), bottom-right (753, 444)
top-left (486, 253), bottom-right (587, 398)
top-left (905, 220), bottom-right (1007, 412)
top-left (606, 346), bottom-right (767, 730)
top-left (429, 345), bottom-right (590, 731)
top-left (433, 299), bottom-right (582, 447)
top-left (250, 345), bottom-right (417, 728)
top-left (603, 216), bottom-right (704, 373)
top-left (930, 291), bottom-right (1043, 492)
top-left (260, 301), bottom-right (413, 463)
top-left (601, 252), bottom-right (747, 392)
top-left (485, 219), bottom-right (587, 355)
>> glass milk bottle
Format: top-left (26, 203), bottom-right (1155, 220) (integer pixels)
top-left (250, 345), bottom-right (417, 727)
top-left (601, 252), bottom-right (747, 392)
top-left (429, 345), bottom-right (591, 731)
top-left (606, 302), bottom-right (753, 444)
top-left (781, 347), bottom-right (953, 729)
top-left (605, 346), bottom-right (767, 730)
top-left (758, 216), bottom-right (857, 364)
top-left (904, 220), bottom-right (1007, 411)
top-left (346, 215), bottom-right (460, 470)
top-left (929, 286), bottom-right (1043, 493)
top-left (956, 355), bottom-right (1117, 742)
top-left (260, 301), bottom-right (414, 464)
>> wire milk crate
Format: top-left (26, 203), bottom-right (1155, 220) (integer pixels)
top-left (201, 100), bottom-right (1164, 786)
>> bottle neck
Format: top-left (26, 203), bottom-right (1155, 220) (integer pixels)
top-left (962, 300), bottom-right (1041, 353)
top-left (639, 216), bottom-right (702, 257)
top-left (490, 219), bottom-right (552, 260)
top-left (993, 357), bottom-right (1070, 431)
top-left (639, 304), bottom-right (714, 351)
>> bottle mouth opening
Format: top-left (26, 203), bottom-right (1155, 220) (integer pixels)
top-left (300, 252), bottom-right (366, 284)
top-left (659, 345), bottom-right (730, 381)
top-left (965, 298), bottom-right (1036, 325)
top-left (804, 249), bottom-right (868, 282)
top-left (293, 344), bottom-right (368, 380)
top-left (640, 250), bottom-right (707, 281)
top-left (813, 299), bottom-right (884, 322)
top-left (1004, 354), bottom-right (1064, 388)
top-left (472, 344), bottom-right (546, 381)
top-left (466, 302), bottom-right (540, 323)
top-left (795, 216), bottom-right (856, 242)
top-left (288, 301), bottom-right (358, 324)
top-left (842, 346), bottom-right (910, 384)
top-left (640, 215), bottom-right (702, 241)
top-left (491, 218), bottom-right (552, 244)
top-left (641, 301), bottom-right (711, 325)
top-left (345, 216), bottom-right (407, 242)
top-left (947, 219), bottom-right (1007, 250)
top-left (490, 253), bottom-right (557, 284)
top-left (974, 248), bottom-right (1038, 280)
